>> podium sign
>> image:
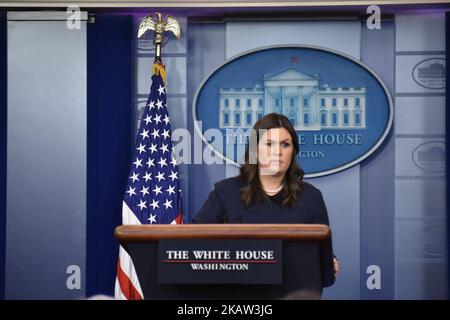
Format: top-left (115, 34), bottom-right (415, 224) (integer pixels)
top-left (114, 224), bottom-right (334, 299)
top-left (158, 239), bottom-right (282, 284)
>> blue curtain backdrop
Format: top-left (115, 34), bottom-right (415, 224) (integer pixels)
top-left (446, 11), bottom-right (450, 296)
top-left (87, 14), bottom-right (135, 297)
top-left (0, 11), bottom-right (6, 300)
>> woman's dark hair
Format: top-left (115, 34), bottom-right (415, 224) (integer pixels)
top-left (239, 113), bottom-right (304, 208)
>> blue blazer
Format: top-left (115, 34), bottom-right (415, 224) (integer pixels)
top-left (192, 176), bottom-right (330, 225)
top-left (192, 176), bottom-right (336, 288)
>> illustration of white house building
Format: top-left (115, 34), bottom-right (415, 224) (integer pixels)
top-left (218, 67), bottom-right (366, 131)
top-left (418, 62), bottom-right (445, 79)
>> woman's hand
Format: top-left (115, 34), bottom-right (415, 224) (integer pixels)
top-left (333, 257), bottom-right (340, 277)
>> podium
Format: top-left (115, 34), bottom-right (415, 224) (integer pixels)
top-left (115, 224), bottom-right (334, 299)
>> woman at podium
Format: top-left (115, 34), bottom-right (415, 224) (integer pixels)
top-left (194, 112), bottom-right (330, 226)
top-left (192, 112), bottom-right (339, 280)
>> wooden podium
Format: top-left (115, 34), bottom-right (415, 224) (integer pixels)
top-left (115, 224), bottom-right (334, 299)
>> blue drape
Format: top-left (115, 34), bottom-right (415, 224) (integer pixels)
top-left (87, 14), bottom-right (135, 297)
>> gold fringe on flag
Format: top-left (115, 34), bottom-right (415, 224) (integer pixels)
top-left (152, 62), bottom-right (166, 84)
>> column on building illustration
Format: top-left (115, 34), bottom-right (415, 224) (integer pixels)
top-left (302, 87), bottom-right (308, 128)
top-left (264, 86), bottom-right (269, 115)
top-left (296, 86), bottom-right (302, 128)
top-left (313, 86), bottom-right (320, 128)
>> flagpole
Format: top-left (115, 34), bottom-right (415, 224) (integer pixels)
top-left (115, 12), bottom-right (183, 301)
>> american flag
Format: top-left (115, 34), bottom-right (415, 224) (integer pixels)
top-left (115, 63), bottom-right (182, 300)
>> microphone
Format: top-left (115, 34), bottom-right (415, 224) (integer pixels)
top-left (220, 214), bottom-right (229, 224)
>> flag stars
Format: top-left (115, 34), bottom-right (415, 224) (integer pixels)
top-left (149, 143), bottom-right (157, 154)
top-left (148, 214), bottom-right (157, 224)
top-left (163, 115), bottom-right (170, 126)
top-left (146, 158), bottom-right (155, 168)
top-left (160, 143), bottom-right (169, 154)
top-left (158, 157), bottom-right (168, 168)
top-left (140, 129), bottom-right (149, 140)
top-left (133, 158), bottom-right (143, 169)
top-left (143, 172), bottom-right (152, 182)
top-left (144, 114), bottom-right (152, 125)
top-left (130, 172), bottom-right (139, 183)
top-left (123, 71), bottom-right (182, 228)
top-left (136, 143), bottom-right (146, 154)
top-left (158, 85), bottom-right (165, 96)
top-left (166, 185), bottom-right (176, 195)
top-left (140, 186), bottom-right (150, 196)
top-left (137, 199), bottom-right (147, 211)
top-left (152, 185), bottom-right (162, 196)
top-left (163, 199), bottom-right (173, 210)
top-left (126, 186), bottom-right (136, 197)
top-left (169, 170), bottom-right (178, 181)
top-left (149, 199), bottom-right (159, 210)
top-left (151, 129), bottom-right (160, 139)
top-left (161, 129), bottom-right (170, 140)
top-left (153, 114), bottom-right (162, 124)
top-left (156, 171), bottom-right (166, 182)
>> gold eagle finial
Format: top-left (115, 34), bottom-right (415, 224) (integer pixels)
top-left (138, 13), bottom-right (181, 63)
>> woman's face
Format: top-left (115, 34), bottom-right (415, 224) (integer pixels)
top-left (257, 127), bottom-right (294, 176)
